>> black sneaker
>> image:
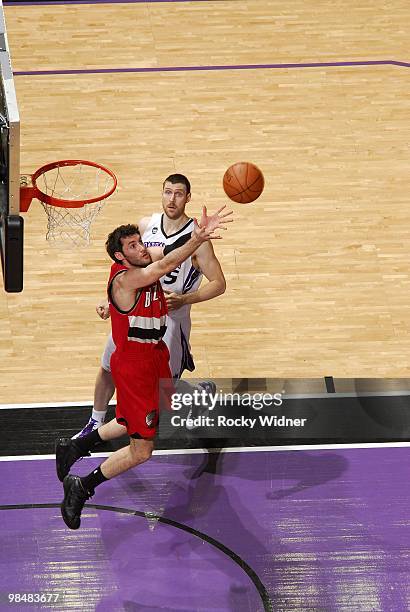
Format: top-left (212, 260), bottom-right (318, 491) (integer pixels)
top-left (186, 381), bottom-right (217, 430)
top-left (55, 438), bottom-right (90, 482)
top-left (61, 475), bottom-right (92, 530)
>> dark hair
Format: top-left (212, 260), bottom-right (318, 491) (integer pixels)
top-left (163, 173), bottom-right (191, 195)
top-left (106, 224), bottom-right (140, 263)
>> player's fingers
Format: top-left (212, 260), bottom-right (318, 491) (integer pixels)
top-left (213, 204), bottom-right (227, 216)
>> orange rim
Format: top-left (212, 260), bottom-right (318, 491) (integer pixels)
top-left (31, 159), bottom-right (117, 208)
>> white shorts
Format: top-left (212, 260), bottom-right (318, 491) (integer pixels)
top-left (101, 312), bottom-right (195, 380)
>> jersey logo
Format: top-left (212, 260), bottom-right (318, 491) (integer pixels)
top-left (144, 241), bottom-right (164, 247)
top-left (152, 227), bottom-right (158, 234)
top-left (145, 410), bottom-right (158, 428)
top-left (163, 267), bottom-right (180, 285)
top-left (144, 287), bottom-right (159, 307)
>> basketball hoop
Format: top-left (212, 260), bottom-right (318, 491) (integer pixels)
top-left (20, 160), bottom-right (117, 246)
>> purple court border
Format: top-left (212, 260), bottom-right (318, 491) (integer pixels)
top-left (6, 2), bottom-right (409, 73)
top-left (5, 0), bottom-right (209, 5)
top-left (13, 60), bottom-right (410, 77)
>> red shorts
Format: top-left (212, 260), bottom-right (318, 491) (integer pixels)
top-left (110, 340), bottom-right (172, 439)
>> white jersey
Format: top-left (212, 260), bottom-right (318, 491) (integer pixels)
top-left (142, 213), bottom-right (203, 377)
top-left (142, 213), bottom-right (203, 311)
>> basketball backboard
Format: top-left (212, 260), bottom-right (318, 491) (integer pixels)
top-left (0, 0), bottom-right (22, 293)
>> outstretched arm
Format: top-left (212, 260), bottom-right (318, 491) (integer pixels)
top-left (120, 206), bottom-right (232, 291)
top-left (137, 216), bottom-right (151, 236)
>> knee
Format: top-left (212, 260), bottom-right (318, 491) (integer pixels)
top-left (140, 444), bottom-right (153, 462)
top-left (99, 367), bottom-right (115, 390)
top-left (100, 366), bottom-right (113, 382)
top-left (129, 442), bottom-right (153, 465)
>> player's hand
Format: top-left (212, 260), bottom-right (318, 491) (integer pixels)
top-left (96, 299), bottom-right (110, 320)
top-left (194, 205), bottom-right (233, 241)
top-left (164, 291), bottom-right (185, 311)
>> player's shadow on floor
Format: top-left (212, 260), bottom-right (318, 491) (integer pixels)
top-left (157, 477), bottom-right (277, 611)
top-left (184, 449), bottom-right (349, 499)
top-left (182, 438), bottom-right (232, 479)
top-left (263, 451), bottom-right (349, 499)
top-left (115, 448), bottom-right (348, 508)
top-left (98, 470), bottom-right (276, 612)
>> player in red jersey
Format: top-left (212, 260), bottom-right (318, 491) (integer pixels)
top-left (56, 205), bottom-right (232, 530)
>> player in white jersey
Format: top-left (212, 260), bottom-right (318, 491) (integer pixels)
top-left (74, 174), bottom-right (226, 438)
top-left (142, 212), bottom-right (202, 378)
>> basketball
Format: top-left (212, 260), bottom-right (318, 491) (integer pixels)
top-left (223, 162), bottom-right (264, 204)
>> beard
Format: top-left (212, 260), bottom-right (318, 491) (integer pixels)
top-left (124, 255), bottom-right (152, 267)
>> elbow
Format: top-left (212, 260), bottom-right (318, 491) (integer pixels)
top-left (217, 278), bottom-right (226, 296)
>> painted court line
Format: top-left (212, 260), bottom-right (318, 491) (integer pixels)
top-left (5, 0), bottom-right (216, 5)
top-left (2, 390), bottom-right (410, 410)
top-left (13, 60), bottom-right (410, 78)
top-left (1, 442), bottom-right (410, 462)
top-left (1, 389), bottom-right (410, 410)
top-left (0, 400), bottom-right (114, 410)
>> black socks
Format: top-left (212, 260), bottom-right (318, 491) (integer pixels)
top-left (81, 465), bottom-right (108, 494)
top-left (74, 431), bottom-right (107, 494)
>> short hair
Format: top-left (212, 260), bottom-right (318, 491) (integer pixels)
top-left (163, 173), bottom-right (191, 195)
top-left (106, 224), bottom-right (140, 263)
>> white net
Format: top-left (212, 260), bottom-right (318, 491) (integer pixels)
top-left (37, 162), bottom-right (116, 246)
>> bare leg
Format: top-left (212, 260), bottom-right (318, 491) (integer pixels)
top-left (100, 437), bottom-right (153, 479)
top-left (97, 417), bottom-right (128, 441)
top-left (94, 367), bottom-right (115, 412)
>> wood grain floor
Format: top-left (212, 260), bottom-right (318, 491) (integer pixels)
top-left (1, 1), bottom-right (409, 403)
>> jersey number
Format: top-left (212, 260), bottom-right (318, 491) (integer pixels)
top-left (145, 287), bottom-right (159, 307)
top-left (163, 267), bottom-right (180, 285)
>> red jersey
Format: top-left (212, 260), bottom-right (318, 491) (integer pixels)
top-left (108, 262), bottom-right (168, 353)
